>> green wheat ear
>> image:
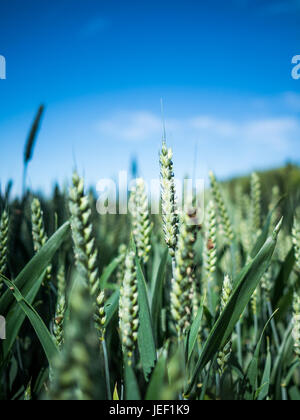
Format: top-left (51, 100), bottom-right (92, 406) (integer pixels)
top-left (250, 172), bottom-right (262, 238)
top-left (159, 141), bottom-right (179, 256)
top-left (116, 243), bottom-right (127, 285)
top-left (53, 261), bottom-right (66, 349)
top-left (261, 268), bottom-right (272, 301)
top-left (0, 210), bottom-right (9, 294)
top-left (171, 208), bottom-right (200, 339)
top-left (203, 200), bottom-right (217, 293)
top-left (292, 291), bottom-right (300, 359)
top-left (94, 290), bottom-right (107, 341)
top-left (53, 295), bottom-right (65, 350)
top-left (31, 198), bottom-right (48, 251)
top-left (129, 178), bottom-right (153, 265)
top-left (292, 216), bottom-right (300, 270)
top-left (69, 172), bottom-right (100, 298)
top-left (119, 250), bottom-right (139, 365)
top-left (31, 198), bottom-right (52, 286)
top-left (209, 171), bottom-right (234, 244)
top-left (49, 281), bottom-right (101, 400)
top-left (217, 274), bottom-right (233, 375)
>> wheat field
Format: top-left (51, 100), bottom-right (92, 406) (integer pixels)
top-left (0, 116), bottom-right (300, 401)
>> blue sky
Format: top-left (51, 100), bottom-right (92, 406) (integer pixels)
top-left (0, 0), bottom-right (300, 195)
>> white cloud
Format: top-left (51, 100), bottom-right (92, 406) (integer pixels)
top-left (96, 111), bottom-right (300, 154)
top-left (190, 116), bottom-right (237, 137)
top-left (243, 117), bottom-right (299, 151)
top-left (97, 111), bottom-right (162, 142)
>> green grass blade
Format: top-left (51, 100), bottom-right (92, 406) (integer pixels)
top-left (99, 257), bottom-right (120, 289)
top-left (250, 196), bottom-right (284, 259)
top-left (145, 350), bottom-right (168, 400)
top-left (187, 294), bottom-right (205, 363)
top-left (257, 340), bottom-right (272, 400)
top-left (289, 386), bottom-right (300, 400)
top-left (104, 290), bottom-right (120, 328)
top-left (0, 273), bottom-right (44, 364)
top-left (2, 277), bottom-right (59, 367)
top-left (271, 323), bottom-right (293, 384)
top-left (282, 359), bottom-right (300, 389)
top-left (272, 247), bottom-right (295, 309)
top-left (124, 363), bottom-right (141, 400)
top-left (245, 310), bottom-right (277, 400)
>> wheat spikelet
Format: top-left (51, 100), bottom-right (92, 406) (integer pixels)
top-left (261, 269), bottom-right (272, 301)
top-left (53, 295), bottom-right (66, 350)
top-left (24, 105), bottom-right (45, 164)
top-left (116, 243), bottom-right (127, 285)
top-left (209, 171), bottom-right (234, 244)
top-left (292, 291), bottom-right (300, 359)
top-left (159, 141), bottom-right (179, 256)
top-left (203, 200), bottom-right (217, 292)
top-left (250, 172), bottom-right (262, 236)
top-left (69, 172), bottom-right (100, 297)
top-left (23, 105), bottom-right (45, 194)
top-left (53, 262), bottom-right (66, 349)
top-left (217, 274), bottom-right (233, 374)
top-left (31, 198), bottom-right (52, 286)
top-left (0, 210), bottom-right (9, 293)
top-left (292, 217), bottom-right (300, 270)
top-left (251, 288), bottom-right (258, 316)
top-left (94, 290), bottom-right (106, 341)
top-left (31, 198), bottom-right (48, 250)
top-left (129, 178), bottom-right (152, 264)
